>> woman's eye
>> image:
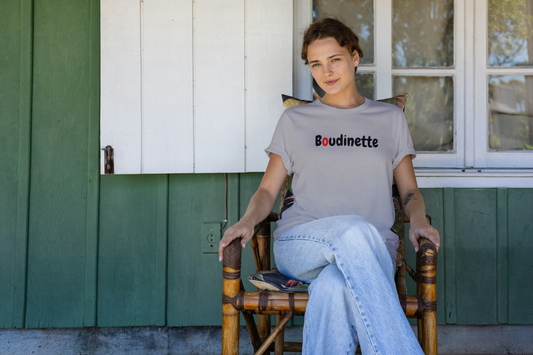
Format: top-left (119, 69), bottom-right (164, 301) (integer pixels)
top-left (312, 63), bottom-right (320, 68)
top-left (332, 58), bottom-right (340, 62)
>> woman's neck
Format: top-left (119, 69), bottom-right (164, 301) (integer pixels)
top-left (320, 84), bottom-right (365, 110)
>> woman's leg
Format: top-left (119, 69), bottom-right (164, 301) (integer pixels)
top-left (303, 263), bottom-right (359, 354)
top-left (274, 215), bottom-right (423, 355)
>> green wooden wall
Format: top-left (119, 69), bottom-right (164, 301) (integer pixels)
top-left (1, 0), bottom-right (532, 329)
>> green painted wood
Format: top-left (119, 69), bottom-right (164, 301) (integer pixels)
top-left (24, 0), bottom-right (91, 328)
top-left (97, 175), bottom-right (161, 326)
top-left (455, 189), bottom-right (498, 324)
top-left (83, 0), bottom-right (100, 327)
top-left (404, 189), bottom-right (445, 325)
top-left (443, 187), bottom-right (456, 324)
top-left (155, 175), bottom-right (169, 326)
top-left (0, 0), bottom-right (26, 329)
top-left (167, 174), bottom-right (226, 326)
top-left (496, 188), bottom-right (508, 324)
top-left (14, 0), bottom-right (34, 329)
top-left (508, 189), bottom-right (533, 324)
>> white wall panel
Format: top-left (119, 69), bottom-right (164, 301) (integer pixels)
top-left (245, 0), bottom-right (293, 172)
top-left (193, 1), bottom-right (245, 173)
top-left (142, 0), bottom-right (193, 173)
top-left (101, 0), bottom-right (142, 174)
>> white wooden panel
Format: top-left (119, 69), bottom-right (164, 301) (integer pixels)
top-left (142, 0), bottom-right (193, 173)
top-left (245, 0), bottom-right (293, 172)
top-left (375, 0), bottom-right (392, 99)
top-left (101, 0), bottom-right (142, 174)
top-left (193, 1), bottom-right (245, 173)
top-left (293, 0), bottom-right (313, 100)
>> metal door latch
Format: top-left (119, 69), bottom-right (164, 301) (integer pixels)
top-left (102, 145), bottom-right (114, 174)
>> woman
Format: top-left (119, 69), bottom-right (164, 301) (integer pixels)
top-left (219, 18), bottom-right (440, 354)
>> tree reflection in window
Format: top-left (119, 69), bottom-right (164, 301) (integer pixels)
top-left (313, 0), bottom-right (374, 65)
top-left (489, 75), bottom-right (533, 150)
top-left (393, 76), bottom-right (454, 152)
top-left (392, 0), bottom-right (454, 68)
top-left (488, 0), bottom-right (533, 67)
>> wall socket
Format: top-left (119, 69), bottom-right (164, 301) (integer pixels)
top-left (202, 222), bottom-right (221, 254)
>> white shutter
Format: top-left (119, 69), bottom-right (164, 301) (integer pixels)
top-left (100, 0), bottom-right (293, 174)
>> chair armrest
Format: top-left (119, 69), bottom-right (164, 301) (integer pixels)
top-left (416, 237), bottom-right (438, 285)
top-left (223, 237), bottom-right (243, 281)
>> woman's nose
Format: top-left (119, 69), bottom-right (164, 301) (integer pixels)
top-left (323, 64), bottom-right (333, 76)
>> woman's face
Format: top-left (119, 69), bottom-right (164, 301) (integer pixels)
top-left (307, 37), bottom-right (359, 97)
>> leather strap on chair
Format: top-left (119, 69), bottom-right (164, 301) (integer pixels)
top-left (259, 291), bottom-right (269, 311)
top-left (223, 270), bottom-right (240, 280)
top-left (288, 293), bottom-right (295, 313)
top-left (222, 290), bottom-right (244, 311)
top-left (414, 295), bottom-right (437, 318)
top-left (223, 238), bottom-right (242, 271)
top-left (401, 256), bottom-right (436, 285)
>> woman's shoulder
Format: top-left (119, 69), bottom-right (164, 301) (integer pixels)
top-left (283, 100), bottom-right (321, 115)
top-left (365, 98), bottom-right (404, 116)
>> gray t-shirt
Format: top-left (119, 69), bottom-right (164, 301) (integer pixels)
top-left (265, 98), bottom-right (416, 260)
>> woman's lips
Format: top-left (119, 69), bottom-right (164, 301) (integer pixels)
top-left (326, 79), bottom-right (338, 86)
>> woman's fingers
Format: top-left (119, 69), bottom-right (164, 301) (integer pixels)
top-left (218, 225), bottom-right (252, 261)
top-left (409, 225), bottom-right (440, 253)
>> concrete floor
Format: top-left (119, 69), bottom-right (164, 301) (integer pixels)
top-left (0, 325), bottom-right (532, 354)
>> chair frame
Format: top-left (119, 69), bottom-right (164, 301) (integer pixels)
top-left (222, 212), bottom-right (438, 355)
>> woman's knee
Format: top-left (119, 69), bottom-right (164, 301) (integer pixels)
top-left (331, 216), bottom-right (386, 247)
top-left (308, 264), bottom-right (346, 299)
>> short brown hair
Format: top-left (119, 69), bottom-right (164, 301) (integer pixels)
top-left (301, 17), bottom-right (364, 65)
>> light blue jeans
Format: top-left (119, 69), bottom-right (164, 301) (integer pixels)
top-left (273, 215), bottom-right (423, 355)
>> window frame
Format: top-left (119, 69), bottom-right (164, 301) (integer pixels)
top-left (294, 0), bottom-right (533, 187)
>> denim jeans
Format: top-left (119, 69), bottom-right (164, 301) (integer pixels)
top-left (273, 215), bottom-right (423, 355)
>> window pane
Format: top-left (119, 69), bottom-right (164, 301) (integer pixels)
top-left (313, 0), bottom-right (374, 65)
top-left (392, 0), bottom-right (454, 68)
top-left (312, 72), bottom-right (374, 100)
top-left (393, 76), bottom-right (454, 151)
top-left (355, 72), bottom-right (374, 100)
top-left (489, 75), bottom-right (533, 150)
top-left (488, 0), bottom-right (533, 67)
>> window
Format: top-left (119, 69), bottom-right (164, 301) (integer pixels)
top-left (295, 0), bottom-right (533, 173)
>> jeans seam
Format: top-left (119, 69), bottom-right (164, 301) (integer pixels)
top-left (326, 242), bottom-right (382, 355)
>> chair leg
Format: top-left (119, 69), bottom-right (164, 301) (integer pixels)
top-left (255, 312), bottom-right (293, 355)
top-left (422, 311), bottom-right (437, 355)
top-left (417, 318), bottom-right (424, 346)
top-left (222, 239), bottom-right (243, 355)
top-left (258, 314), bottom-right (271, 353)
top-left (275, 313), bottom-right (285, 355)
top-left (419, 239), bottom-right (438, 355)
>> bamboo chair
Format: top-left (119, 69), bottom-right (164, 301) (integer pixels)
top-left (222, 207), bottom-right (438, 354)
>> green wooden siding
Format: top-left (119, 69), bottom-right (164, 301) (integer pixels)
top-left (1, 0), bottom-right (533, 329)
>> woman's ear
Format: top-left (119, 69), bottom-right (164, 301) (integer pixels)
top-left (352, 50), bottom-right (360, 67)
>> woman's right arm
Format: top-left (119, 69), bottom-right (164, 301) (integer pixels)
top-left (218, 153), bottom-right (288, 261)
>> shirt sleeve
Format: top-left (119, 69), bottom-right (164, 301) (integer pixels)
top-left (264, 112), bottom-right (293, 176)
top-left (392, 111), bottom-right (416, 169)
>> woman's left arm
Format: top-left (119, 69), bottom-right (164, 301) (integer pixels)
top-left (393, 155), bottom-right (440, 252)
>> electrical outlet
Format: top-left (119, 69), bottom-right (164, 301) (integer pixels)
top-left (202, 222), bottom-right (221, 254)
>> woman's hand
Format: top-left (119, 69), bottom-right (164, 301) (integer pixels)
top-left (408, 218), bottom-right (440, 253)
top-left (218, 219), bottom-right (255, 261)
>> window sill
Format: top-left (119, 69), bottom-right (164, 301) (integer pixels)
top-left (414, 169), bottom-right (533, 188)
